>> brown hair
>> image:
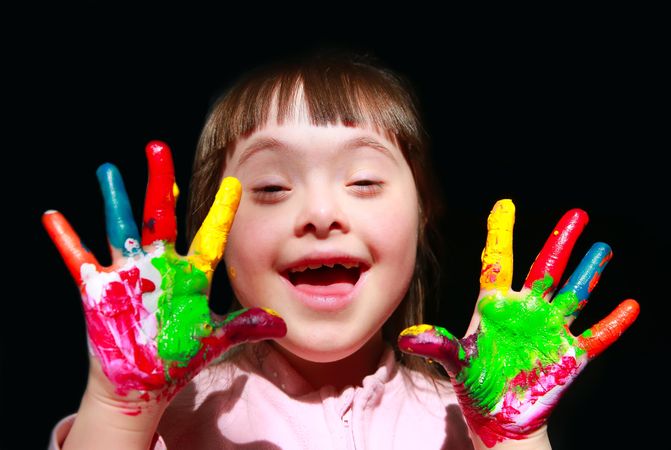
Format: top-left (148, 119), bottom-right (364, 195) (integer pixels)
top-left (186, 48), bottom-right (445, 378)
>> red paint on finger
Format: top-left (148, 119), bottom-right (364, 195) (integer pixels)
top-left (524, 209), bottom-right (589, 295)
top-left (577, 299), bottom-right (640, 358)
top-left (588, 271), bottom-right (600, 293)
top-left (142, 140), bottom-right (177, 245)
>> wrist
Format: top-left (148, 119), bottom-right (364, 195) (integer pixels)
top-left (62, 361), bottom-right (169, 450)
top-left (471, 425), bottom-right (551, 450)
top-left (62, 389), bottom-right (168, 450)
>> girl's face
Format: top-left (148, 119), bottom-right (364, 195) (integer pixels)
top-left (222, 113), bottom-right (419, 363)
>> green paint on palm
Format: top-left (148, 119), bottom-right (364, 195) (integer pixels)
top-left (152, 245), bottom-right (213, 368)
top-left (435, 326), bottom-right (466, 361)
top-left (463, 274), bottom-right (574, 411)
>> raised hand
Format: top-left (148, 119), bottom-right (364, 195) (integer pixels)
top-left (43, 141), bottom-right (286, 413)
top-left (398, 200), bottom-right (639, 447)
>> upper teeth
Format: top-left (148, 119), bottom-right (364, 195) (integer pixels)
top-left (289, 262), bottom-right (359, 273)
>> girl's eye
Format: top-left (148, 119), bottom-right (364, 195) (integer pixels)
top-left (350, 180), bottom-right (383, 197)
top-left (251, 185), bottom-right (289, 203)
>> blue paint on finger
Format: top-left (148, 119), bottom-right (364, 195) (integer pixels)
top-left (97, 163), bottom-right (142, 256)
top-left (557, 242), bottom-right (612, 316)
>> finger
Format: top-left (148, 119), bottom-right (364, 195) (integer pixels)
top-left (576, 299), bottom-right (640, 358)
top-left (553, 242), bottom-right (612, 324)
top-left (142, 140), bottom-right (178, 246)
top-left (215, 307), bottom-right (287, 345)
top-left (398, 325), bottom-right (466, 375)
top-left (166, 307), bottom-right (287, 383)
top-left (187, 177), bottom-right (242, 280)
top-left (480, 199), bottom-right (515, 293)
top-left (523, 209), bottom-right (589, 298)
top-left (42, 210), bottom-right (102, 286)
top-left (96, 163), bottom-right (142, 261)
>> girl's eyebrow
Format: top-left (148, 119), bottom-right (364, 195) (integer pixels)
top-left (237, 135), bottom-right (398, 168)
top-left (237, 137), bottom-right (289, 167)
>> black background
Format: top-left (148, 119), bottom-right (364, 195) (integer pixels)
top-left (5, 16), bottom-right (665, 450)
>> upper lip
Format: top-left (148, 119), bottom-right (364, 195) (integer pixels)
top-left (279, 252), bottom-right (371, 274)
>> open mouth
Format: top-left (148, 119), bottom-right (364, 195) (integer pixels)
top-left (284, 263), bottom-right (363, 288)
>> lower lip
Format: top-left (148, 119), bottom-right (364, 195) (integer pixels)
top-left (280, 270), bottom-right (368, 312)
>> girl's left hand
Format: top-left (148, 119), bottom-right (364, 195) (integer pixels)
top-left (398, 200), bottom-right (639, 448)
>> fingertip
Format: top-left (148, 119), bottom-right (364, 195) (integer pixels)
top-left (145, 140), bottom-right (170, 156)
top-left (145, 140), bottom-right (175, 174)
top-left (492, 198), bottom-right (515, 212)
top-left (591, 241), bottom-right (612, 252)
top-left (220, 177), bottom-right (242, 195)
top-left (213, 177), bottom-right (242, 207)
top-left (95, 162), bottom-right (117, 181)
top-left (565, 208), bottom-right (589, 227)
top-left (42, 209), bottom-right (60, 231)
top-left (487, 199), bottom-right (515, 229)
top-left (621, 298), bottom-right (641, 321)
top-left (42, 209), bottom-right (61, 231)
top-left (591, 242), bottom-right (614, 263)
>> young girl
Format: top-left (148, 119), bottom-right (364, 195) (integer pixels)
top-left (44, 50), bottom-right (639, 450)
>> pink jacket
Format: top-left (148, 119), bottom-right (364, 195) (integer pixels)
top-left (50, 342), bottom-right (474, 449)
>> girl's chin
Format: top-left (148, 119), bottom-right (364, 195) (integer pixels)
top-left (272, 335), bottom-right (369, 364)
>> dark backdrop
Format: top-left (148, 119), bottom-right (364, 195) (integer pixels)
top-left (7, 23), bottom-right (664, 450)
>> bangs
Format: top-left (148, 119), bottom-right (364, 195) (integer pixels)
top-left (212, 54), bottom-right (425, 158)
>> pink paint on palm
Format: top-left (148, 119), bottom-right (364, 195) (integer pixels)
top-left (80, 251), bottom-right (165, 395)
top-left (457, 352), bottom-right (587, 447)
top-left (494, 355), bottom-right (583, 432)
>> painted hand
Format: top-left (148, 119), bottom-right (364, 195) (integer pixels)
top-left (43, 141), bottom-right (286, 410)
top-left (398, 200), bottom-right (639, 447)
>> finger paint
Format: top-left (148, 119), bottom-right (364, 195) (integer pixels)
top-left (152, 245), bottom-right (213, 368)
top-left (398, 325), bottom-right (466, 374)
top-left (142, 141), bottom-right (177, 245)
top-left (42, 210), bottom-right (102, 285)
top-left (523, 209), bottom-right (588, 295)
top-left (480, 200), bottom-right (515, 291)
top-left (96, 163), bottom-right (142, 257)
top-left (557, 242), bottom-right (612, 319)
top-left (189, 177), bottom-right (241, 277)
top-left (467, 276), bottom-right (578, 412)
top-left (81, 252), bottom-right (166, 396)
top-left (577, 299), bottom-right (640, 357)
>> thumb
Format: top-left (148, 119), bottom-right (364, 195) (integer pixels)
top-left (212, 307), bottom-right (287, 348)
top-left (398, 324), bottom-right (466, 375)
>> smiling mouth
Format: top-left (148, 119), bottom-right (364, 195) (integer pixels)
top-left (283, 264), bottom-right (363, 287)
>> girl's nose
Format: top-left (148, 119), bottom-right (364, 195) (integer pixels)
top-left (294, 187), bottom-right (350, 239)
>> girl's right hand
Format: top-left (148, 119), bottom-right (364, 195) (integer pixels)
top-left (43, 140), bottom-right (286, 416)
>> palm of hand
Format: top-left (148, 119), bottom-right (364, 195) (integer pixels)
top-left (44, 141), bottom-right (285, 404)
top-left (81, 243), bottom-right (215, 397)
top-left (399, 200), bottom-right (639, 447)
top-left (458, 282), bottom-right (583, 436)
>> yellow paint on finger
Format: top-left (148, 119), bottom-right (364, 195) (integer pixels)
top-left (188, 177), bottom-right (242, 278)
top-left (262, 308), bottom-right (281, 317)
top-left (173, 182), bottom-right (180, 202)
top-left (399, 324), bottom-right (434, 336)
top-left (480, 199), bottom-right (515, 291)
